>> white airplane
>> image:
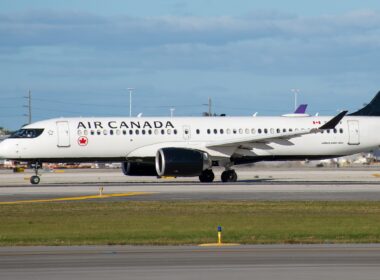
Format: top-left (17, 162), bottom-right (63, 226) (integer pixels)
top-left (0, 92), bottom-right (379, 185)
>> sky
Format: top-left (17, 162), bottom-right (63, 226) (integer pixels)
top-left (1, 0), bottom-right (380, 129)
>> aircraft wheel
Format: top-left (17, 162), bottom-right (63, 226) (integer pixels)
top-left (221, 170), bottom-right (238, 183)
top-left (30, 175), bottom-right (41, 185)
top-left (199, 169), bottom-right (215, 183)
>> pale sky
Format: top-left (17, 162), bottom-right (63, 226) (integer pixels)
top-left (1, 0), bottom-right (380, 129)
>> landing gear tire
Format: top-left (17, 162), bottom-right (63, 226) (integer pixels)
top-left (199, 169), bottom-right (215, 183)
top-left (221, 170), bottom-right (238, 183)
top-left (30, 161), bottom-right (42, 185)
top-left (30, 175), bottom-right (41, 185)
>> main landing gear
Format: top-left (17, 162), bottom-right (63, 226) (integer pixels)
top-left (30, 162), bottom-right (42, 185)
top-left (198, 169), bottom-right (238, 183)
top-left (199, 169), bottom-right (215, 183)
top-left (221, 169), bottom-right (238, 183)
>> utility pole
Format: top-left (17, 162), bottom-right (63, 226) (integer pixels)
top-left (202, 97), bottom-right (213, 116)
top-left (208, 97), bottom-right (212, 116)
top-left (127, 88), bottom-right (135, 117)
top-left (23, 90), bottom-right (32, 124)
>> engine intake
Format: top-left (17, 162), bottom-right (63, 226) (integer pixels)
top-left (155, 147), bottom-right (211, 177)
top-left (122, 162), bottom-right (157, 176)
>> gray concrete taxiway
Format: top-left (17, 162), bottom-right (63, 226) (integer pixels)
top-left (2, 167), bottom-right (380, 202)
top-left (1, 245), bottom-right (380, 280)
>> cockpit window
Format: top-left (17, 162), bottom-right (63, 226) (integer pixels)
top-left (10, 129), bottom-right (44, 139)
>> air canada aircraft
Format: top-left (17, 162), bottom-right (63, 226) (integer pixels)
top-left (0, 92), bottom-right (380, 184)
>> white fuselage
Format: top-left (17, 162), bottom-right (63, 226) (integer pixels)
top-left (0, 115), bottom-right (379, 164)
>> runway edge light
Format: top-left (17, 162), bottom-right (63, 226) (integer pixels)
top-left (199, 225), bottom-right (240, 247)
top-left (218, 226), bottom-right (222, 245)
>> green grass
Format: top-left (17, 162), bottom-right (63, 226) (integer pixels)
top-left (1, 201), bottom-right (380, 246)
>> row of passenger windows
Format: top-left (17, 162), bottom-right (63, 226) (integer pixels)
top-left (204, 128), bottom-right (344, 135)
top-left (78, 129), bottom-right (178, 136)
top-left (78, 127), bottom-right (345, 136)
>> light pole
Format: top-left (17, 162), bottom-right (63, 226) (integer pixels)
top-left (128, 88), bottom-right (135, 117)
top-left (170, 108), bottom-right (175, 117)
top-left (291, 89), bottom-right (300, 111)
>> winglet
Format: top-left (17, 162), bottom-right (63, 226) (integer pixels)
top-left (319, 111), bottom-right (348, 130)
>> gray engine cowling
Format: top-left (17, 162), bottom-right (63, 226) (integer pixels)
top-left (122, 162), bottom-right (157, 176)
top-left (155, 147), bottom-right (211, 177)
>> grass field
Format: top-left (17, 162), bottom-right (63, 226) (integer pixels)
top-left (1, 201), bottom-right (380, 246)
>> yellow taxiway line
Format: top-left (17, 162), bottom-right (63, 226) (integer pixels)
top-left (0, 192), bottom-right (154, 205)
top-left (199, 243), bottom-right (241, 247)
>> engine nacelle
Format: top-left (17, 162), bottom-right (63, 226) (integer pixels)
top-left (155, 147), bottom-right (212, 177)
top-left (122, 162), bottom-right (157, 176)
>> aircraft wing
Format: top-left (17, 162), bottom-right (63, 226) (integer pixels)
top-left (206, 111), bottom-right (347, 149)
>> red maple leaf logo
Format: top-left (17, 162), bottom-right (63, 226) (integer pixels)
top-left (78, 137), bottom-right (88, 146)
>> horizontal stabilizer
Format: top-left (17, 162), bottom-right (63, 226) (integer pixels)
top-left (319, 111), bottom-right (348, 130)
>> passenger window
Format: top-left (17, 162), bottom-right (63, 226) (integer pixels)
top-left (214, 129), bottom-right (218, 134)
top-left (148, 130), bottom-right (152, 135)
top-left (110, 130), bottom-right (114, 135)
top-left (196, 129), bottom-right (200, 134)
top-left (276, 129), bottom-right (280, 133)
top-left (220, 129), bottom-right (224, 134)
top-left (154, 129), bottom-right (159, 135)
top-left (161, 129), bottom-right (165, 135)
top-left (239, 129), bottom-right (243, 134)
top-left (245, 129), bottom-right (250, 134)
top-left (233, 129), bottom-right (237, 134)
top-left (173, 129), bottom-right (177, 135)
top-left (116, 130), bottom-right (120, 135)
top-left (135, 130), bottom-right (139, 135)
top-left (122, 130), bottom-right (127, 135)
top-left (270, 128), bottom-right (275, 134)
top-left (142, 130), bottom-right (146, 135)
top-left (103, 130), bottom-right (108, 135)
top-left (264, 129), bottom-right (268, 134)
top-left (77, 130), bottom-right (82, 136)
top-left (167, 129), bottom-right (171, 135)
top-left (91, 130), bottom-right (95, 135)
top-left (97, 130), bottom-right (101, 135)
top-left (129, 130), bottom-right (133, 135)
top-left (340, 128), bottom-right (344, 133)
top-left (207, 129), bottom-right (211, 134)
top-left (258, 129), bottom-right (262, 134)
top-left (251, 128), bottom-right (256, 134)
top-left (227, 129), bottom-right (231, 134)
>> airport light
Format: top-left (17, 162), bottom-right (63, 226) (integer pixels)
top-left (218, 226), bottom-right (222, 244)
top-left (291, 89), bottom-right (300, 111)
top-left (128, 88), bottom-right (135, 117)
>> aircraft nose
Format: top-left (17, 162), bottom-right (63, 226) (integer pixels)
top-left (0, 140), bottom-right (11, 159)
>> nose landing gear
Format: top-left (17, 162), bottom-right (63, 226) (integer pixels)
top-left (30, 162), bottom-right (42, 185)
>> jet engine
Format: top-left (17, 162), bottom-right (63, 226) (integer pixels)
top-left (122, 162), bottom-right (158, 176)
top-left (155, 147), bottom-right (212, 177)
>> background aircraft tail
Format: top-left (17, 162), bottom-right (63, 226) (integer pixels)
top-left (294, 104), bottom-right (307, 114)
top-left (349, 91), bottom-right (380, 116)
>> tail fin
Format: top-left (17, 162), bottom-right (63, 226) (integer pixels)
top-left (349, 91), bottom-right (380, 116)
top-left (294, 104), bottom-right (307, 114)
